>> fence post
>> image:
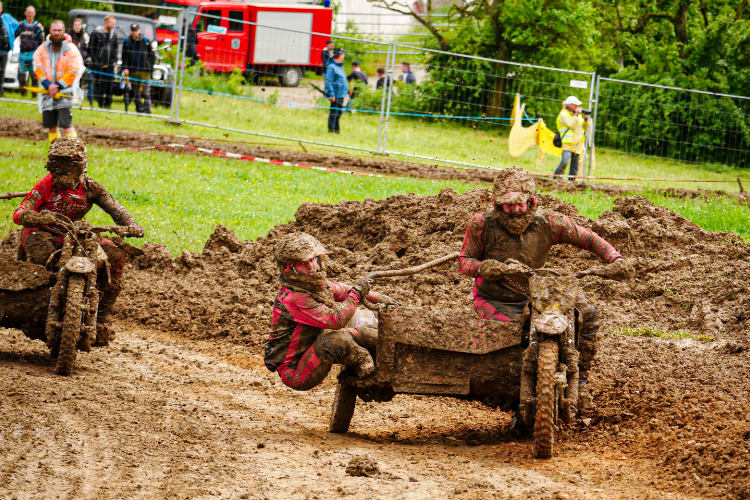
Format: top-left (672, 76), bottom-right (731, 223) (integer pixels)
top-left (381, 44), bottom-right (398, 154)
top-left (168, 10), bottom-right (184, 122)
top-left (174, 18), bottom-right (189, 122)
top-left (581, 70), bottom-right (595, 178)
top-left (377, 43), bottom-right (393, 153)
top-left (589, 74), bottom-right (601, 178)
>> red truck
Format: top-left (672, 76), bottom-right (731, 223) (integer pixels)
top-left (192, 2), bottom-right (333, 86)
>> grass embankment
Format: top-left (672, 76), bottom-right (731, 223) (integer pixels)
top-left (612, 326), bottom-right (715, 342)
top-left (2, 137), bottom-right (749, 255)
top-left (2, 96), bottom-right (749, 194)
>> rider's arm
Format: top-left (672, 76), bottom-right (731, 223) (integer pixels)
top-left (549, 213), bottom-right (623, 263)
top-left (331, 281), bottom-right (379, 304)
top-left (12, 176), bottom-right (53, 226)
top-left (286, 290), bottom-right (361, 330)
top-left (458, 212), bottom-right (487, 278)
top-left (87, 179), bottom-right (138, 227)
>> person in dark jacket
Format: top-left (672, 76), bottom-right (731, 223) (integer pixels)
top-left (324, 48), bottom-right (348, 133)
top-left (67, 17), bottom-right (92, 105)
top-left (398, 61), bottom-right (416, 85)
top-left (122, 23), bottom-right (155, 113)
top-left (320, 39), bottom-right (334, 67)
top-left (345, 60), bottom-right (367, 111)
top-left (184, 19), bottom-right (199, 67)
top-left (14, 6), bottom-right (44, 96)
top-left (88, 15), bottom-right (118, 108)
top-left (375, 67), bottom-right (392, 90)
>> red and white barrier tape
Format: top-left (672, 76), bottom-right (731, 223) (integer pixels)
top-left (118, 143), bottom-right (394, 179)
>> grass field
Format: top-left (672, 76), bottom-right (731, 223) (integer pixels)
top-left (2, 94), bottom-right (749, 194)
top-left (2, 136), bottom-right (748, 254)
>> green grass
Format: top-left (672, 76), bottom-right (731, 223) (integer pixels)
top-left (612, 326), bottom-right (715, 342)
top-left (2, 136), bottom-right (749, 255)
top-left (2, 94), bottom-right (749, 194)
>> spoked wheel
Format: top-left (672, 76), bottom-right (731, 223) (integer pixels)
top-left (56, 274), bottom-right (86, 376)
top-left (329, 380), bottom-right (358, 433)
top-left (534, 340), bottom-right (559, 458)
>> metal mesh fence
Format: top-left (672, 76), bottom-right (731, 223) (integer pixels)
top-left (379, 44), bottom-right (595, 167)
top-left (1, 1), bottom-right (180, 118)
top-left (593, 78), bottom-right (750, 168)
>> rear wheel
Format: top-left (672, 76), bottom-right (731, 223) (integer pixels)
top-left (56, 274), bottom-right (86, 376)
top-left (534, 340), bottom-right (559, 458)
top-left (329, 381), bottom-right (357, 433)
top-left (279, 66), bottom-right (302, 87)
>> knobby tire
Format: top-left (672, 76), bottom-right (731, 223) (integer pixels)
top-left (534, 340), bottom-right (559, 458)
top-left (329, 381), bottom-right (357, 433)
top-left (56, 274), bottom-right (86, 376)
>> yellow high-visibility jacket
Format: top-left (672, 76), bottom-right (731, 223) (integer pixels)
top-left (556, 108), bottom-right (588, 154)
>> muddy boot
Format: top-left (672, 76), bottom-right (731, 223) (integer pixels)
top-left (342, 345), bottom-right (375, 379)
top-left (578, 379), bottom-right (594, 416)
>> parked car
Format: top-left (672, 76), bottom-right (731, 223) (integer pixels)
top-left (2, 37), bottom-right (20, 91)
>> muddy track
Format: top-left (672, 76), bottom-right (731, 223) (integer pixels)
top-left (0, 116), bottom-right (745, 202)
top-left (0, 324), bottom-right (714, 499)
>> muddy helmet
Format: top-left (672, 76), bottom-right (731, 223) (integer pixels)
top-left (492, 167), bottom-right (536, 206)
top-left (47, 136), bottom-right (88, 166)
top-left (274, 232), bottom-right (327, 265)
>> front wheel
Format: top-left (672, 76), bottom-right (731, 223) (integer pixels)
top-left (329, 381), bottom-right (357, 433)
top-left (534, 340), bottom-right (559, 458)
top-left (56, 274), bottom-right (86, 376)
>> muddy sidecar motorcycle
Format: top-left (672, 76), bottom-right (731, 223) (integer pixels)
top-left (330, 262), bottom-right (611, 459)
top-left (0, 217), bottom-right (142, 375)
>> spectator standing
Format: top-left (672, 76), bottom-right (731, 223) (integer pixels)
top-left (14, 5), bottom-right (44, 97)
top-left (122, 23), bottom-right (155, 114)
top-left (320, 39), bottom-right (334, 67)
top-left (185, 19), bottom-right (199, 67)
top-left (375, 67), bottom-right (392, 90)
top-left (553, 96), bottom-right (588, 181)
top-left (33, 20), bottom-right (84, 142)
top-left (398, 61), bottom-right (416, 85)
top-left (0, 1), bottom-right (19, 98)
top-left (346, 60), bottom-right (367, 111)
top-left (89, 15), bottom-right (117, 108)
top-left (324, 47), bottom-right (348, 134)
top-left (67, 17), bottom-right (91, 105)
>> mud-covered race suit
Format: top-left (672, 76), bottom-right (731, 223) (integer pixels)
top-left (458, 207), bottom-right (622, 374)
top-left (13, 173), bottom-right (137, 328)
top-left (265, 280), bottom-right (378, 391)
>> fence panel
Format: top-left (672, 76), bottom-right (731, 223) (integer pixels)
top-left (594, 78), bottom-right (750, 168)
top-left (173, 10), bottom-right (390, 153)
top-left (379, 44), bottom-right (595, 169)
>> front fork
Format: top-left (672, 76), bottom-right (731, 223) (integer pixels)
top-left (519, 311), bottom-right (581, 427)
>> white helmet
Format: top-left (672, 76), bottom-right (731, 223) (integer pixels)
top-left (563, 96), bottom-right (583, 106)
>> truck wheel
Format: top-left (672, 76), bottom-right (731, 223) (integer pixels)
top-left (279, 66), bottom-right (302, 87)
top-left (329, 380), bottom-right (357, 433)
top-left (533, 340), bottom-right (559, 458)
top-left (55, 274), bottom-right (86, 376)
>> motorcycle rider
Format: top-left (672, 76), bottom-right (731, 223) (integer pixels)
top-left (458, 167), bottom-right (633, 382)
top-left (13, 137), bottom-right (144, 345)
top-left (264, 233), bottom-right (397, 391)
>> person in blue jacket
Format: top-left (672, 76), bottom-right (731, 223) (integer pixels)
top-left (324, 47), bottom-right (348, 134)
top-left (0, 2), bottom-right (20, 98)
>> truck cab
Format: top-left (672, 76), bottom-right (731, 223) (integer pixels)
top-left (193, 2), bottom-right (333, 86)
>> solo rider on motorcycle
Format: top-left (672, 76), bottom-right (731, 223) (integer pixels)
top-left (264, 233), bottom-right (397, 391)
top-left (13, 136), bottom-right (144, 345)
top-left (458, 167), bottom-right (633, 385)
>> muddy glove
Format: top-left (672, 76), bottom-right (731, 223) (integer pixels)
top-left (18, 210), bottom-right (60, 227)
top-left (351, 278), bottom-right (371, 301)
top-left (478, 259), bottom-right (534, 282)
top-left (576, 258), bottom-right (635, 281)
top-left (377, 293), bottom-right (400, 306)
top-left (127, 225), bottom-right (145, 238)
